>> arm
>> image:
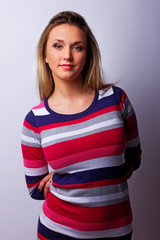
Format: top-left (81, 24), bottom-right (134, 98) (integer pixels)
top-left (122, 91), bottom-right (142, 178)
top-left (21, 111), bottom-right (49, 200)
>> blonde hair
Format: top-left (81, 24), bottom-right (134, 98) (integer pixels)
top-left (37, 11), bottom-right (110, 101)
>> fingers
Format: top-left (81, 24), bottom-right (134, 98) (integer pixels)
top-left (44, 180), bottom-right (51, 199)
top-left (38, 172), bottom-right (54, 192)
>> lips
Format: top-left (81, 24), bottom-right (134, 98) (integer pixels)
top-left (60, 64), bottom-right (74, 70)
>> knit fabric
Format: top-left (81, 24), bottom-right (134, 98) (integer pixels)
top-left (21, 86), bottom-right (142, 239)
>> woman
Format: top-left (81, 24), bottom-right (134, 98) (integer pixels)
top-left (21, 11), bottom-right (142, 240)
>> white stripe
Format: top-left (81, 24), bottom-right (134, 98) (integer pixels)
top-left (24, 165), bottom-right (48, 176)
top-left (126, 136), bottom-right (140, 148)
top-left (98, 87), bottom-right (114, 100)
top-left (126, 102), bottom-right (133, 116)
top-left (32, 107), bottom-right (50, 116)
top-left (42, 118), bottom-right (123, 145)
top-left (40, 211), bottom-right (132, 238)
top-left (52, 154), bottom-right (125, 174)
top-left (50, 188), bottom-right (129, 204)
top-left (21, 134), bottom-right (40, 145)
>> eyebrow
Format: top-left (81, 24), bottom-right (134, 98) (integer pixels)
top-left (52, 39), bottom-right (86, 44)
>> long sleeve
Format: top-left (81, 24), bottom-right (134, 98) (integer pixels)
top-left (21, 110), bottom-right (49, 200)
top-left (121, 90), bottom-right (142, 171)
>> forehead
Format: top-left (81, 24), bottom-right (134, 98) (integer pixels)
top-left (47, 24), bottom-right (86, 42)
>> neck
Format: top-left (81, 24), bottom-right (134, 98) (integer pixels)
top-left (51, 76), bottom-right (87, 101)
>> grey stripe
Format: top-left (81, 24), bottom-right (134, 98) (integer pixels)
top-left (21, 139), bottom-right (41, 147)
top-left (122, 97), bottom-right (134, 120)
top-left (79, 194), bottom-right (129, 207)
top-left (22, 125), bottom-right (40, 141)
top-left (42, 120), bottom-right (123, 147)
top-left (51, 182), bottom-right (128, 198)
top-left (21, 126), bottom-right (41, 147)
top-left (53, 155), bottom-right (125, 174)
top-left (41, 111), bottom-right (122, 138)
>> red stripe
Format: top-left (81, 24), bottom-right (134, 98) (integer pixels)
top-left (52, 177), bottom-right (127, 189)
top-left (38, 105), bottom-right (120, 132)
top-left (43, 128), bottom-right (126, 162)
top-left (50, 145), bottom-right (124, 169)
top-left (27, 181), bottom-right (40, 188)
top-left (21, 144), bottom-right (46, 161)
top-left (124, 114), bottom-right (138, 140)
top-left (37, 232), bottom-right (49, 240)
top-left (23, 119), bottom-right (39, 133)
top-left (43, 200), bottom-right (132, 231)
top-left (46, 193), bottom-right (131, 223)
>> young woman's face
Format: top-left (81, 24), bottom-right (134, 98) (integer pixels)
top-left (45, 24), bottom-right (87, 84)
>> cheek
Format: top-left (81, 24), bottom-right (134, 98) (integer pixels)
top-left (79, 53), bottom-right (87, 68)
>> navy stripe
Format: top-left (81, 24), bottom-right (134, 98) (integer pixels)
top-left (25, 172), bottom-right (49, 184)
top-left (25, 110), bottom-right (37, 127)
top-left (38, 218), bottom-right (132, 240)
top-left (25, 87), bottom-right (123, 127)
top-left (52, 164), bottom-right (127, 185)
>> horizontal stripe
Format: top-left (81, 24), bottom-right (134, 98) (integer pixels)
top-left (41, 117), bottom-right (123, 147)
top-left (23, 158), bottom-right (47, 168)
top-left (23, 119), bottom-right (39, 133)
top-left (50, 187), bottom-right (129, 206)
top-left (52, 163), bottom-right (127, 185)
top-left (25, 172), bottom-right (49, 184)
top-left (43, 128), bottom-right (126, 162)
top-left (46, 193), bottom-right (131, 223)
top-left (43, 200), bottom-right (132, 231)
top-left (21, 144), bottom-right (46, 161)
top-left (51, 181), bottom-right (128, 198)
top-left (41, 111), bottom-right (122, 139)
top-left (32, 101), bottom-right (45, 109)
top-left (98, 87), bottom-right (114, 100)
top-left (49, 145), bottom-right (124, 169)
top-left (37, 233), bottom-right (49, 240)
top-left (52, 177), bottom-right (127, 189)
top-left (32, 107), bottom-right (50, 116)
top-left (38, 105), bottom-right (120, 132)
top-left (21, 134), bottom-right (40, 146)
top-left (40, 210), bottom-right (132, 238)
top-left (126, 136), bottom-right (140, 148)
top-left (52, 154), bottom-right (125, 174)
top-left (24, 165), bottom-right (48, 176)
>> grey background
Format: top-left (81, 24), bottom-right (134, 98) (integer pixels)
top-left (0, 0), bottom-right (159, 239)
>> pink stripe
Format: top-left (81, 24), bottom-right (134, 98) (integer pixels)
top-left (23, 158), bottom-right (47, 168)
top-left (43, 200), bottom-right (132, 231)
top-left (43, 128), bottom-right (125, 163)
top-left (32, 101), bottom-right (45, 109)
top-left (50, 145), bottom-right (124, 169)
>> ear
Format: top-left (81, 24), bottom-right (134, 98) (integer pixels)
top-left (45, 57), bottom-right (49, 63)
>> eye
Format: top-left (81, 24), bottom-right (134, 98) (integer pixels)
top-left (54, 44), bottom-right (63, 49)
top-left (73, 45), bottom-right (83, 51)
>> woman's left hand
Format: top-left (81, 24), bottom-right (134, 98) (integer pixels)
top-left (126, 161), bottom-right (134, 179)
top-left (38, 172), bottom-right (54, 198)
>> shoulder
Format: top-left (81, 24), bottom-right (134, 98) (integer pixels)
top-left (32, 100), bottom-right (50, 116)
top-left (98, 86), bottom-right (126, 100)
top-left (24, 100), bottom-right (50, 127)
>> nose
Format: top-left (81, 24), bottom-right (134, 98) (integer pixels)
top-left (63, 46), bottom-right (73, 61)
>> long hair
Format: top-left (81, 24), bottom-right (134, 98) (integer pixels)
top-left (37, 11), bottom-right (110, 101)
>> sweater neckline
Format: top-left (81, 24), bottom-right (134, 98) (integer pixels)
top-left (44, 90), bottom-right (98, 119)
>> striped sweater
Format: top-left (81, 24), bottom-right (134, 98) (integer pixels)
top-left (21, 86), bottom-right (142, 239)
